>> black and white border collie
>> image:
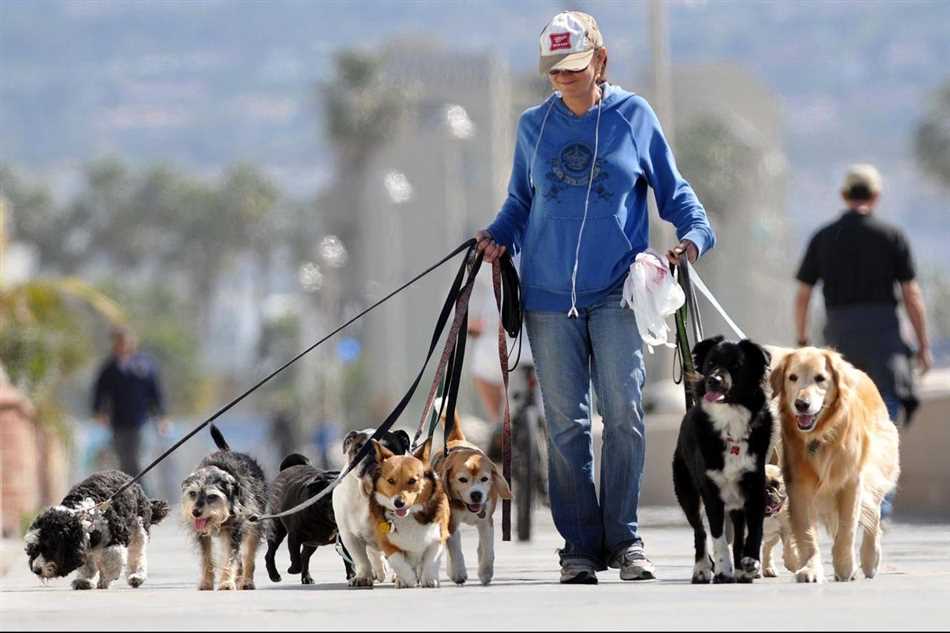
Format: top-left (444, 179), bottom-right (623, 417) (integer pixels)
top-left (25, 470), bottom-right (168, 589)
top-left (672, 336), bottom-right (773, 583)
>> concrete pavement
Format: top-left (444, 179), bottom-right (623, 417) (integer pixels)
top-left (2, 508), bottom-right (949, 631)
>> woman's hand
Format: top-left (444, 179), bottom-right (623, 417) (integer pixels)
top-left (666, 239), bottom-right (699, 266)
top-left (475, 229), bottom-right (507, 264)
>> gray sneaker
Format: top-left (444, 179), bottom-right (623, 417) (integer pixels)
top-left (560, 560), bottom-right (598, 585)
top-left (611, 543), bottom-right (656, 581)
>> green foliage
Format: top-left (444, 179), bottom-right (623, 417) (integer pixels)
top-left (914, 79), bottom-right (950, 188)
top-left (0, 278), bottom-right (125, 439)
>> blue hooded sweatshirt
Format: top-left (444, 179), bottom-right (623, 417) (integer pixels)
top-left (487, 84), bottom-right (716, 313)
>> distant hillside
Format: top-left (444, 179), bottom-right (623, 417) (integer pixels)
top-left (1, 0), bottom-right (948, 262)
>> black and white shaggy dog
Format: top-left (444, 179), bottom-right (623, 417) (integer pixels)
top-left (180, 424), bottom-right (267, 590)
top-left (672, 336), bottom-right (774, 584)
top-left (264, 453), bottom-right (350, 585)
top-left (25, 470), bottom-right (168, 589)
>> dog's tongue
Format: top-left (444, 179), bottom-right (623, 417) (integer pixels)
top-left (703, 391), bottom-right (726, 403)
top-left (194, 517), bottom-right (209, 531)
top-left (394, 508), bottom-right (409, 518)
top-left (467, 503), bottom-right (484, 514)
top-left (797, 415), bottom-right (816, 430)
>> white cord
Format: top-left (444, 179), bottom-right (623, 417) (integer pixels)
top-left (529, 97), bottom-right (556, 191)
top-left (567, 91), bottom-right (602, 319)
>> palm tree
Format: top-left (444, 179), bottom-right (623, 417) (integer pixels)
top-left (914, 79), bottom-right (950, 188)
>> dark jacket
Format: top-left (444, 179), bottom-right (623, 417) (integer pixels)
top-left (92, 353), bottom-right (165, 429)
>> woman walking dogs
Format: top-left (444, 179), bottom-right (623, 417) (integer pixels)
top-left (476, 11), bottom-right (715, 584)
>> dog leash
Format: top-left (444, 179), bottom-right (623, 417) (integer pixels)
top-left (492, 259), bottom-right (514, 541)
top-left (252, 250), bottom-right (524, 523)
top-left (98, 239), bottom-right (480, 509)
top-left (672, 253), bottom-right (748, 409)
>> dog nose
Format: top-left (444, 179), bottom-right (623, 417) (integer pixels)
top-left (707, 374), bottom-right (724, 389)
top-left (794, 399), bottom-right (810, 413)
top-left (393, 497), bottom-right (405, 509)
top-left (470, 490), bottom-right (483, 503)
top-left (192, 508), bottom-right (203, 517)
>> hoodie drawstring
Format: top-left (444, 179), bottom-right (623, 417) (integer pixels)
top-left (568, 93), bottom-right (602, 319)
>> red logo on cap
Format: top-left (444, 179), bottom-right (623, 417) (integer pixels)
top-left (549, 32), bottom-right (572, 51)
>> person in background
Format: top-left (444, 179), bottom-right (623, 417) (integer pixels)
top-left (92, 326), bottom-right (167, 481)
top-left (476, 11), bottom-right (715, 584)
top-left (794, 163), bottom-right (932, 518)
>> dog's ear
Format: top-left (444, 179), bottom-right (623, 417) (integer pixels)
top-left (823, 349), bottom-right (855, 403)
top-left (491, 463), bottom-right (512, 501)
top-left (769, 351), bottom-right (791, 400)
top-left (342, 430), bottom-right (359, 454)
top-left (739, 339), bottom-right (771, 382)
top-left (692, 336), bottom-right (723, 373)
top-left (390, 430), bottom-right (411, 454)
top-left (413, 439), bottom-right (432, 464)
top-left (371, 439), bottom-right (395, 464)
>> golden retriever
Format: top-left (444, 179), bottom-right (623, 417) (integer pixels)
top-left (770, 346), bottom-right (899, 583)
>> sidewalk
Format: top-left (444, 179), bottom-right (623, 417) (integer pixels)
top-left (3, 508), bottom-right (948, 631)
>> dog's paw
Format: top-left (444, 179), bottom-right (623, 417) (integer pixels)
top-left (763, 566), bottom-right (778, 578)
top-left (127, 573), bottom-right (146, 588)
top-left (301, 574), bottom-right (314, 585)
top-left (348, 575), bottom-right (374, 588)
top-left (96, 579), bottom-right (112, 590)
top-left (713, 573), bottom-right (736, 584)
top-left (736, 557), bottom-right (760, 584)
top-left (450, 570), bottom-right (468, 586)
top-left (795, 568), bottom-right (824, 584)
top-left (691, 556), bottom-right (714, 584)
top-left (72, 578), bottom-right (95, 591)
top-left (834, 571), bottom-right (857, 582)
top-left (420, 575), bottom-right (440, 589)
top-left (218, 581), bottom-right (236, 591)
top-left (287, 563), bottom-right (302, 575)
top-left (394, 577), bottom-right (417, 589)
top-left (198, 578), bottom-right (214, 591)
top-left (478, 571), bottom-right (493, 586)
top-left (239, 579), bottom-right (256, 590)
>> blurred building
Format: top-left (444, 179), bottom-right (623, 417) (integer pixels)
top-left (337, 42), bottom-right (518, 412)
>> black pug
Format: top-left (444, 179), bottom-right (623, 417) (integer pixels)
top-left (264, 453), bottom-right (347, 584)
top-left (180, 424), bottom-right (267, 590)
top-left (25, 470), bottom-right (168, 589)
top-left (672, 336), bottom-right (773, 584)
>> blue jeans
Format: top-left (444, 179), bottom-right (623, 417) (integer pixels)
top-left (880, 393), bottom-right (901, 520)
top-left (525, 289), bottom-right (646, 569)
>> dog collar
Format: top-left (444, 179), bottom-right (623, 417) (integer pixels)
top-left (807, 439), bottom-right (822, 456)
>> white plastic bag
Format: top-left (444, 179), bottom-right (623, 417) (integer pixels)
top-left (620, 250), bottom-right (685, 352)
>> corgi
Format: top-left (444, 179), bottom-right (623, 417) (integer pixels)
top-left (369, 440), bottom-right (449, 588)
top-left (431, 413), bottom-right (511, 585)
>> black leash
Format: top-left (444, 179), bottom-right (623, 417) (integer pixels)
top-left (673, 253), bottom-right (703, 410)
top-left (100, 239), bottom-right (480, 508)
top-left (253, 247), bottom-right (505, 522)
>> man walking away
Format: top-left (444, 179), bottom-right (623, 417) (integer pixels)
top-left (793, 164), bottom-right (932, 517)
top-left (92, 327), bottom-right (167, 480)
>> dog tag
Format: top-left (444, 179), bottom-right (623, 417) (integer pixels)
top-left (378, 521), bottom-right (393, 535)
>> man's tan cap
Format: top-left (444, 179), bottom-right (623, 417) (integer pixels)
top-left (841, 163), bottom-right (883, 196)
top-left (538, 11), bottom-right (604, 75)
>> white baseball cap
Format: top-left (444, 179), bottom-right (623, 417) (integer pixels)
top-left (538, 11), bottom-right (604, 75)
top-left (841, 163), bottom-right (883, 197)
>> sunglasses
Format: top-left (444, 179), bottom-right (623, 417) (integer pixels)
top-left (548, 63), bottom-right (591, 77)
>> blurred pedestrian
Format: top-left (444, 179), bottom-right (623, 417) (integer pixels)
top-left (793, 164), bottom-right (932, 516)
top-left (91, 326), bottom-right (167, 481)
top-left (476, 11), bottom-right (715, 584)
